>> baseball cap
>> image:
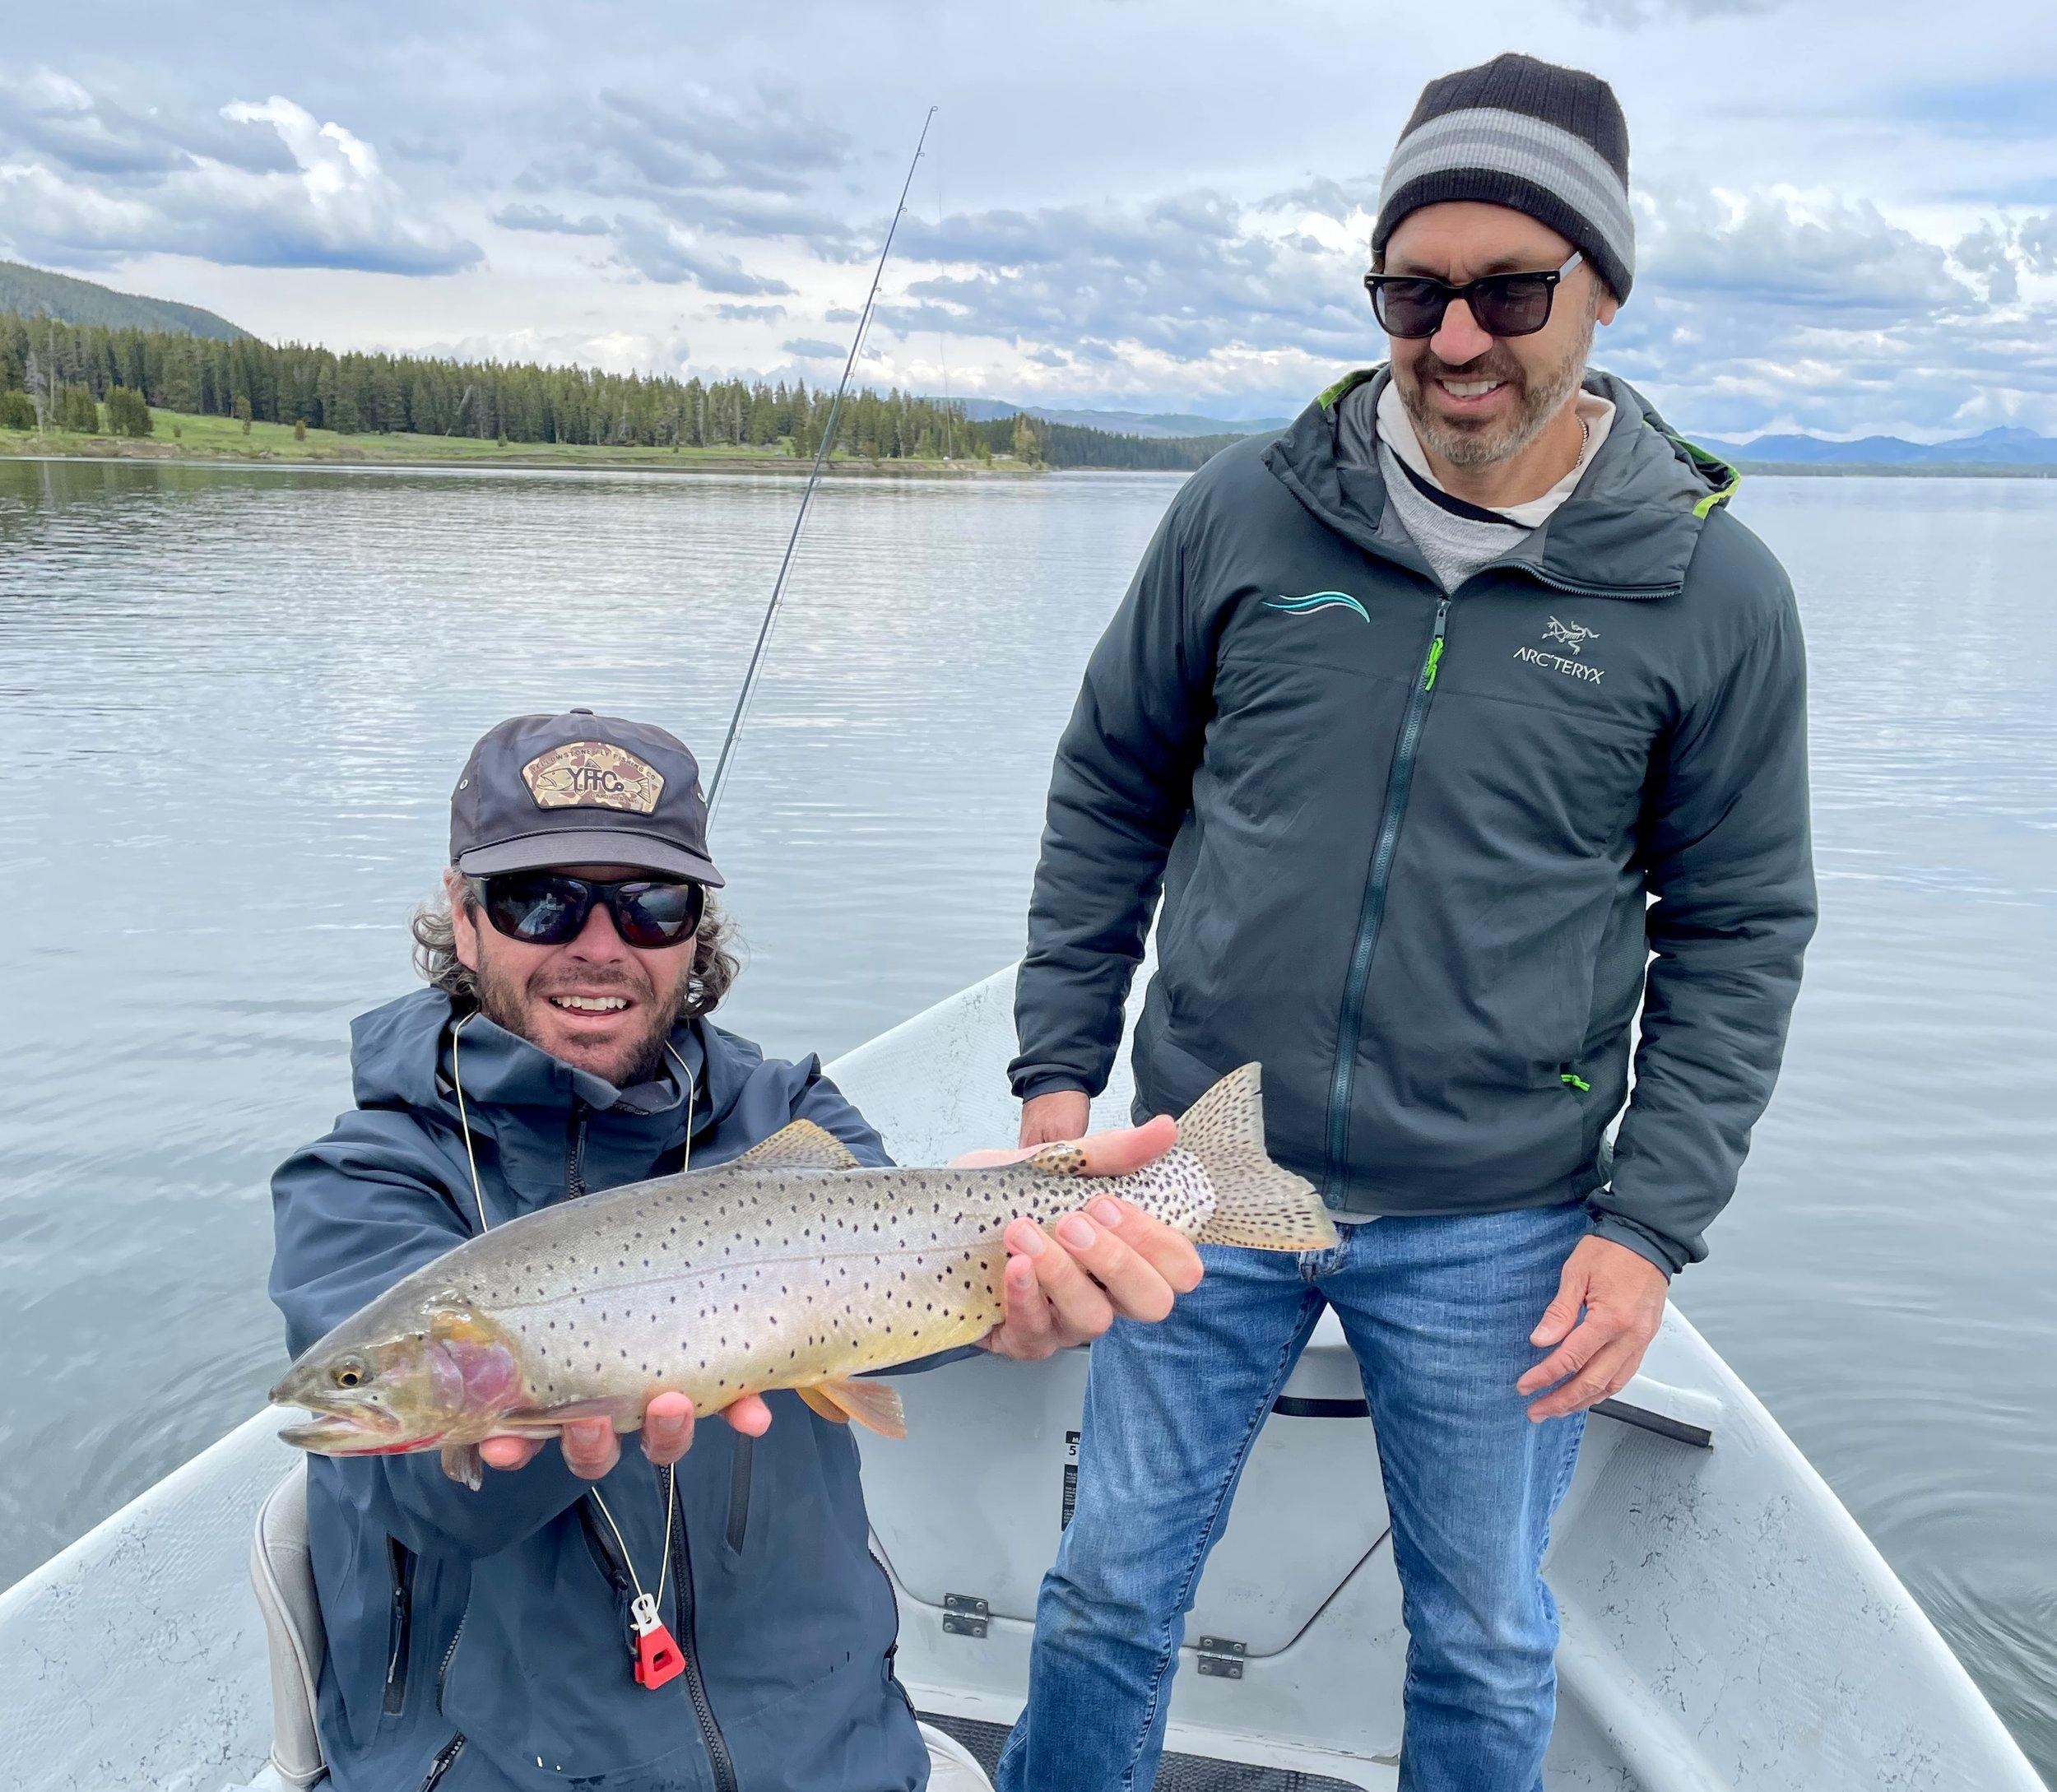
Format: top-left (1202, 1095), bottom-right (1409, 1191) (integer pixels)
top-left (448, 709), bottom-right (724, 885)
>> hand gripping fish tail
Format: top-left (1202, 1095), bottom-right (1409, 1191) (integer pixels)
top-left (1177, 1065), bottom-right (1338, 1252)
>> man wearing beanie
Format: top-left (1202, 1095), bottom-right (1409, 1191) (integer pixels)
top-left (1001, 52), bottom-right (1814, 1792)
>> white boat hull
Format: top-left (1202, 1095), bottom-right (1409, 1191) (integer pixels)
top-left (0, 965), bottom-right (2041, 1790)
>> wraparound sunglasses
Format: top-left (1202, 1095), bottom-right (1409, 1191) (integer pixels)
top-left (1364, 251), bottom-right (1584, 340)
top-left (471, 871), bottom-right (706, 949)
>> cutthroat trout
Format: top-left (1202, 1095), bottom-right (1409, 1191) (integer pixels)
top-left (271, 1064), bottom-right (1333, 1485)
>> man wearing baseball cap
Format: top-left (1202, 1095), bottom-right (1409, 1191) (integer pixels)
top-left (1002, 53), bottom-right (1815, 1790)
top-left (268, 710), bottom-right (1200, 1791)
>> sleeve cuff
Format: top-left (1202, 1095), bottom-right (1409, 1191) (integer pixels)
top-left (1015, 1073), bottom-right (1093, 1104)
top-left (1589, 1213), bottom-right (1686, 1279)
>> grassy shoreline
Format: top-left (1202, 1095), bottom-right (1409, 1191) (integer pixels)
top-left (6, 411), bottom-right (2051, 480)
top-left (0, 409), bottom-right (1036, 476)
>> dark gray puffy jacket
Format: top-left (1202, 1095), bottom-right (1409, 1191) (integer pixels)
top-left (270, 990), bottom-right (929, 1792)
top-left (1011, 368), bottom-right (1815, 1274)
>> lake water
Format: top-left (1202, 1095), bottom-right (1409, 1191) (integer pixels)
top-left (2, 457), bottom-right (2053, 1778)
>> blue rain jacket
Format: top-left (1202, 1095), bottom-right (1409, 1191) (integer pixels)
top-left (270, 989), bottom-right (932, 1792)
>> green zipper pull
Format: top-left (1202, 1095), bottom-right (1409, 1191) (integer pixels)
top-left (1422, 635), bottom-right (1446, 692)
top-left (1561, 1071), bottom-right (1591, 1093)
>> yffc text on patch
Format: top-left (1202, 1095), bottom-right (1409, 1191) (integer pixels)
top-left (521, 740), bottom-right (666, 813)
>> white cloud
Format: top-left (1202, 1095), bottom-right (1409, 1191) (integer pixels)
top-left (4, 4), bottom-right (2057, 435)
top-left (0, 77), bottom-right (477, 273)
top-left (608, 216), bottom-right (793, 295)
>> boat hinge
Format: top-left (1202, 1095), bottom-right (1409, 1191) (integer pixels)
top-left (941, 1593), bottom-right (989, 1639)
top-left (1196, 1636), bottom-right (1246, 1680)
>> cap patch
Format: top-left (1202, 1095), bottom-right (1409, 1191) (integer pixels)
top-left (521, 741), bottom-right (666, 815)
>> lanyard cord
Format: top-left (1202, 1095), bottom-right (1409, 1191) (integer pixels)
top-left (448, 1011), bottom-right (695, 1617)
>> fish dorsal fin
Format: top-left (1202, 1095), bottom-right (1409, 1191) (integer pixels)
top-left (729, 1120), bottom-right (863, 1172)
top-left (797, 1376), bottom-right (907, 1439)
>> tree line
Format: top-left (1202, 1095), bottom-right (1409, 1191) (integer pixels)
top-left (980, 417), bottom-right (1252, 471)
top-left (0, 309), bottom-right (1262, 471)
top-left (0, 311), bottom-right (993, 460)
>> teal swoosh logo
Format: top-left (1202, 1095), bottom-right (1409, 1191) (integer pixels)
top-left (1265, 591), bottom-right (1369, 624)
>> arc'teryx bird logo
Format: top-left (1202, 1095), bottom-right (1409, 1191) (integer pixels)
top-left (1264, 591), bottom-right (1369, 624)
top-left (1543, 615), bottom-right (1599, 654)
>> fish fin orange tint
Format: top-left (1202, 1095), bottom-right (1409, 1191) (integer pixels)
top-left (729, 1120), bottom-right (864, 1172)
top-left (1025, 1142), bottom-right (1089, 1177)
top-left (801, 1376), bottom-right (908, 1439)
top-left (797, 1385), bottom-right (850, 1425)
top-left (440, 1444), bottom-right (485, 1489)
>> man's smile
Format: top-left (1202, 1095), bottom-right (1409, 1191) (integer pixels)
top-left (547, 994), bottom-right (634, 1014)
top-left (1428, 374), bottom-right (1513, 416)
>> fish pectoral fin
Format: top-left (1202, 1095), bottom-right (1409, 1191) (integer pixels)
top-left (797, 1376), bottom-right (908, 1440)
top-left (495, 1395), bottom-right (640, 1432)
top-left (440, 1444), bottom-right (484, 1490)
top-left (1026, 1142), bottom-right (1089, 1177)
top-left (796, 1385), bottom-right (850, 1425)
top-left (728, 1120), bottom-right (865, 1172)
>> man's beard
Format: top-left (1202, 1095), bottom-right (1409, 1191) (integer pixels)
top-left (1395, 312), bottom-right (1595, 469)
top-left (475, 959), bottom-right (689, 1087)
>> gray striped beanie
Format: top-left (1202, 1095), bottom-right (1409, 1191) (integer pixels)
top-left (1374, 53), bottom-right (1634, 301)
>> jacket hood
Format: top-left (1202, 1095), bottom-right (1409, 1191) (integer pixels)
top-left (1265, 365), bottom-right (1740, 597)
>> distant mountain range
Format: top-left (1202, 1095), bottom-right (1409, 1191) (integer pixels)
top-left (1701, 425), bottom-right (2057, 468)
top-left (0, 260), bottom-right (248, 341)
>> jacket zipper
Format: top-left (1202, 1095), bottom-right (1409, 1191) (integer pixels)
top-left (669, 1468), bottom-right (739, 1792)
top-left (420, 1616), bottom-right (467, 1790)
top-left (418, 1733), bottom-right (465, 1791)
top-left (435, 1612), bottom-right (467, 1703)
top-left (383, 1538), bottom-right (415, 1715)
top-left (565, 1100), bottom-right (589, 1200)
top-left (1486, 561), bottom-right (1682, 604)
top-left (871, 1549), bottom-right (919, 1720)
top-left (1323, 595), bottom-right (1451, 1191)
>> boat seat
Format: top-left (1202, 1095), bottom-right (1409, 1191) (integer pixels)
top-left (249, 1461), bottom-right (327, 1790)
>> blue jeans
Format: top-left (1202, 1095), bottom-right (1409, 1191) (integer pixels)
top-left (996, 1203), bottom-right (1591, 1792)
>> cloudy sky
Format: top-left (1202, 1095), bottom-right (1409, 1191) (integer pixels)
top-left (4, 0), bottom-right (2055, 439)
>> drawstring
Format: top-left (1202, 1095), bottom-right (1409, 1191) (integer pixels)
top-left (448, 1014), bottom-right (695, 1653)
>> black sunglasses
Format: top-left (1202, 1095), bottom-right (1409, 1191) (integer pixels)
top-left (1364, 250), bottom-right (1584, 340)
top-left (472, 871), bottom-right (706, 949)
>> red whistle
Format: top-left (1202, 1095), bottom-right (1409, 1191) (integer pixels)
top-left (629, 1593), bottom-right (685, 1691)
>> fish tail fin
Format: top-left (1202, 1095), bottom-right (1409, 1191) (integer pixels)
top-left (1178, 1065), bottom-right (1337, 1252)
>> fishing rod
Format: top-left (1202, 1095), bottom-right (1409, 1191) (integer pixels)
top-left (704, 104), bottom-right (939, 822)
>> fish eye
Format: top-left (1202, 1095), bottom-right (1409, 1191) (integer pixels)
top-left (332, 1360), bottom-right (368, 1389)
